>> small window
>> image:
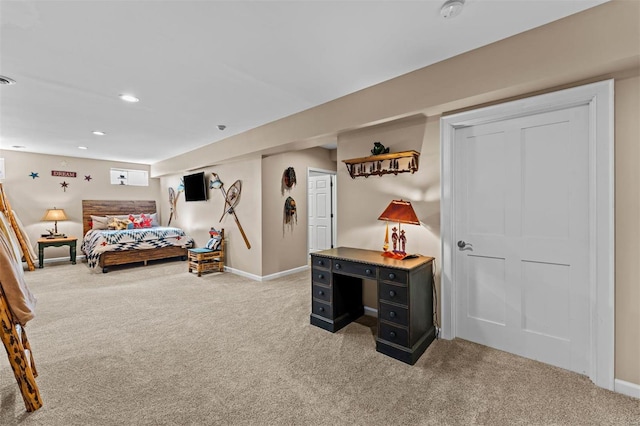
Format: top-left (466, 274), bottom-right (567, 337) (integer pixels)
top-left (110, 168), bottom-right (149, 186)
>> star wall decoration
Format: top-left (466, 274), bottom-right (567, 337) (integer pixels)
top-left (60, 181), bottom-right (69, 192)
top-left (29, 172), bottom-right (39, 179)
top-left (84, 175), bottom-right (92, 181)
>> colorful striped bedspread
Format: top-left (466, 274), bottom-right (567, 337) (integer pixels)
top-left (82, 227), bottom-right (194, 269)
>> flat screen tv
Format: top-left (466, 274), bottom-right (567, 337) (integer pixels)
top-left (183, 171), bottom-right (207, 202)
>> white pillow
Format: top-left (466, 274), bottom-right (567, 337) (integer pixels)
top-left (91, 215), bottom-right (109, 230)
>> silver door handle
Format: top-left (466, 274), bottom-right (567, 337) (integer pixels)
top-left (457, 240), bottom-right (472, 248)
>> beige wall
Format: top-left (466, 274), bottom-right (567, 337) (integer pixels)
top-left (614, 75), bottom-right (640, 385)
top-left (261, 147), bottom-right (336, 277)
top-left (158, 156), bottom-right (263, 277)
top-left (0, 150), bottom-right (159, 260)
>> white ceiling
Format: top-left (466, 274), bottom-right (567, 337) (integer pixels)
top-left (0, 0), bottom-right (608, 165)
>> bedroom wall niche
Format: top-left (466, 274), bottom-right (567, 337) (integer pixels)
top-left (0, 150), bottom-right (159, 261)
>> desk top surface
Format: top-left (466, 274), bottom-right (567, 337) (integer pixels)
top-left (312, 247), bottom-right (434, 271)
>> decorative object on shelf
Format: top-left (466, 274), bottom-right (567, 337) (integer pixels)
top-left (281, 167), bottom-right (297, 194)
top-left (371, 141), bottom-right (390, 155)
top-left (60, 181), bottom-right (69, 192)
top-left (377, 199), bottom-right (420, 259)
top-left (29, 172), bottom-right (39, 179)
top-left (211, 173), bottom-right (251, 249)
top-left (343, 150), bottom-right (420, 179)
top-left (41, 207), bottom-right (68, 238)
top-left (284, 196), bottom-right (297, 232)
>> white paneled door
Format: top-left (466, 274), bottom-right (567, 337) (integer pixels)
top-left (308, 174), bottom-right (333, 252)
top-left (454, 105), bottom-right (591, 374)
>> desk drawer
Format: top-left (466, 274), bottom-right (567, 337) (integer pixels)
top-left (312, 300), bottom-right (332, 319)
top-left (379, 322), bottom-right (409, 347)
top-left (332, 260), bottom-right (376, 279)
top-left (312, 284), bottom-right (331, 303)
top-left (380, 267), bottom-right (408, 284)
top-left (312, 256), bottom-right (330, 269)
top-left (379, 282), bottom-right (408, 306)
top-left (379, 302), bottom-right (408, 326)
top-left (312, 268), bottom-right (331, 286)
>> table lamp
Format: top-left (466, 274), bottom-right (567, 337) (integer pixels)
top-left (377, 199), bottom-right (420, 259)
top-left (41, 207), bottom-right (68, 237)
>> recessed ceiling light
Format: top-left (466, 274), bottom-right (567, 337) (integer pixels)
top-left (0, 75), bottom-right (16, 85)
top-left (440, 0), bottom-right (465, 19)
top-left (78, 146), bottom-right (88, 150)
top-left (92, 131), bottom-right (106, 136)
top-left (11, 145), bottom-right (25, 149)
top-left (119, 94), bottom-right (139, 103)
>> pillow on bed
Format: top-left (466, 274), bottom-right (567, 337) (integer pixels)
top-left (91, 215), bottom-right (109, 230)
top-left (107, 217), bottom-right (131, 230)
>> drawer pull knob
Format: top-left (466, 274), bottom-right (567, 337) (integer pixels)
top-left (365, 269), bottom-right (372, 275)
top-left (389, 331), bottom-right (396, 339)
top-left (389, 290), bottom-right (396, 297)
top-left (389, 273), bottom-right (396, 280)
top-left (318, 290), bottom-right (325, 296)
top-left (318, 274), bottom-right (324, 279)
top-left (335, 263), bottom-right (341, 270)
top-left (317, 260), bottom-right (324, 266)
top-left (389, 311), bottom-right (396, 318)
top-left (319, 306), bottom-right (325, 312)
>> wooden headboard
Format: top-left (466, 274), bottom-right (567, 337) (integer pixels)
top-left (82, 200), bottom-right (157, 236)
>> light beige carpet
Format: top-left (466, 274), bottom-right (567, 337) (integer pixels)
top-left (1, 260), bottom-right (638, 425)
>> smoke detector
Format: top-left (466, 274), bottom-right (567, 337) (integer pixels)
top-left (440, 0), bottom-right (465, 19)
top-left (0, 75), bottom-right (16, 85)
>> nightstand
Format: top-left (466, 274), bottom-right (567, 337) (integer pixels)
top-left (37, 236), bottom-right (77, 268)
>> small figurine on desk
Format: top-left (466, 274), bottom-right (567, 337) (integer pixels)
top-left (391, 226), bottom-right (398, 251)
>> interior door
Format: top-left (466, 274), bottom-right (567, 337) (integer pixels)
top-left (308, 174), bottom-right (332, 252)
top-left (454, 104), bottom-right (590, 374)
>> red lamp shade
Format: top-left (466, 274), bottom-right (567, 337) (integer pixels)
top-left (377, 199), bottom-right (419, 225)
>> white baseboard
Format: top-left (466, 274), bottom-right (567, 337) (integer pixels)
top-left (223, 266), bottom-right (263, 281)
top-left (261, 265), bottom-right (309, 281)
top-left (24, 254), bottom-right (86, 268)
top-left (615, 379), bottom-right (640, 399)
top-left (364, 306), bottom-right (377, 317)
top-left (223, 265), bottom-right (310, 282)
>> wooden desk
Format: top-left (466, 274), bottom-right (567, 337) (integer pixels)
top-left (37, 236), bottom-right (77, 268)
top-left (310, 247), bottom-right (435, 365)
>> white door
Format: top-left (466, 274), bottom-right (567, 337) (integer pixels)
top-left (454, 105), bottom-right (590, 374)
top-left (308, 175), bottom-right (332, 252)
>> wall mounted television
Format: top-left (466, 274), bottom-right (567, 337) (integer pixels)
top-left (183, 171), bottom-right (208, 202)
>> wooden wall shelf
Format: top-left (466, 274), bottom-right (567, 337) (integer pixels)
top-left (342, 150), bottom-right (420, 179)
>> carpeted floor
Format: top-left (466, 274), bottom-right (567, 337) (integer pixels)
top-left (1, 260), bottom-right (638, 425)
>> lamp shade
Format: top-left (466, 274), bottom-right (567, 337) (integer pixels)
top-left (41, 208), bottom-right (68, 222)
top-left (377, 200), bottom-right (419, 225)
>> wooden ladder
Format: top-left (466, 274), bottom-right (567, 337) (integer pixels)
top-left (0, 286), bottom-right (42, 411)
top-left (0, 183), bottom-right (36, 271)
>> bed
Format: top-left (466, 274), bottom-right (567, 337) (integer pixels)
top-left (81, 200), bottom-right (193, 273)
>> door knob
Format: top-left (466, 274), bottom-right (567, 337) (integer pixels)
top-left (457, 240), bottom-right (472, 248)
